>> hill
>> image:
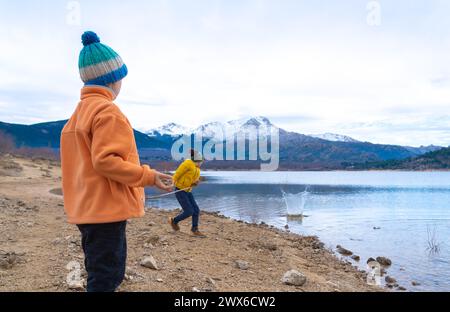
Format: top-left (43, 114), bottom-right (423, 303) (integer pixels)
top-left (347, 147), bottom-right (450, 170)
top-left (0, 120), bottom-right (170, 149)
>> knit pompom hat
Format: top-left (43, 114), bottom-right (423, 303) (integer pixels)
top-left (78, 31), bottom-right (128, 86)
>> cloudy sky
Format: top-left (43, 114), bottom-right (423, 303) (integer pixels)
top-left (0, 0), bottom-right (449, 146)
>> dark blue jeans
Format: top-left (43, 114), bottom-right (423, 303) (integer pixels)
top-left (77, 221), bottom-right (127, 292)
top-left (174, 189), bottom-right (200, 230)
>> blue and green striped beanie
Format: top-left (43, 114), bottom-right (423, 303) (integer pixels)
top-left (78, 31), bottom-right (128, 86)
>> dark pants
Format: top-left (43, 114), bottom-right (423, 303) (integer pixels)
top-left (77, 221), bottom-right (127, 292)
top-left (174, 189), bottom-right (200, 231)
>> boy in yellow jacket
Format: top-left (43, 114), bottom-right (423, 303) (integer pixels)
top-left (169, 149), bottom-right (206, 237)
top-left (61, 31), bottom-right (172, 292)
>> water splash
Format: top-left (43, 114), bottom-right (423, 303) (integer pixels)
top-left (282, 187), bottom-right (309, 218)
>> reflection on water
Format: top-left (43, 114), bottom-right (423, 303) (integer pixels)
top-left (146, 171), bottom-right (450, 291)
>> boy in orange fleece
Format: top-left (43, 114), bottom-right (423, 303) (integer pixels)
top-left (60, 31), bottom-right (172, 292)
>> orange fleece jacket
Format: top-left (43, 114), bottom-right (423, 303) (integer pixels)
top-left (60, 86), bottom-right (155, 224)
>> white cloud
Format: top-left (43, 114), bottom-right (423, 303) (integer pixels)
top-left (0, 0), bottom-right (449, 146)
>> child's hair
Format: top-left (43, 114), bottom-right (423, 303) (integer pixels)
top-left (190, 149), bottom-right (203, 162)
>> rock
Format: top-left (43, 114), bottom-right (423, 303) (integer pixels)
top-left (156, 278), bottom-right (163, 283)
top-left (411, 281), bottom-right (421, 286)
top-left (124, 267), bottom-right (144, 282)
top-left (336, 245), bottom-right (353, 256)
top-left (192, 287), bottom-right (200, 292)
top-left (140, 256), bottom-right (158, 270)
top-left (234, 260), bottom-right (249, 270)
top-left (147, 235), bottom-right (160, 245)
top-left (143, 242), bottom-right (154, 249)
top-left (0, 259), bottom-right (12, 269)
top-left (376, 257), bottom-right (392, 266)
top-left (159, 236), bottom-right (168, 243)
top-left (206, 277), bottom-right (216, 286)
top-left (351, 255), bottom-right (360, 261)
top-left (312, 242), bottom-right (325, 250)
top-left (397, 286), bottom-right (407, 291)
top-left (68, 280), bottom-right (85, 291)
top-left (262, 242), bottom-right (278, 251)
top-left (0, 251), bottom-right (18, 269)
top-left (373, 227), bottom-right (381, 230)
top-left (249, 241), bottom-right (278, 251)
top-left (367, 257), bottom-right (376, 264)
top-left (385, 276), bottom-right (397, 284)
top-left (52, 238), bottom-right (63, 245)
top-left (281, 270), bottom-right (307, 286)
top-left (49, 188), bottom-right (63, 196)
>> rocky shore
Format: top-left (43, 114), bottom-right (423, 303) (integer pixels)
top-left (0, 154), bottom-right (382, 292)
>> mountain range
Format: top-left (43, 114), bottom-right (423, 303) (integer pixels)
top-left (0, 117), bottom-right (445, 170)
top-left (145, 116), bottom-right (441, 151)
top-left (147, 117), bottom-right (356, 142)
top-left (308, 133), bottom-right (359, 143)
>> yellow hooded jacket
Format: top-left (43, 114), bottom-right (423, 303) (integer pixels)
top-left (173, 159), bottom-right (200, 192)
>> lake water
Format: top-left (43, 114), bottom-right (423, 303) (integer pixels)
top-left (146, 171), bottom-right (450, 292)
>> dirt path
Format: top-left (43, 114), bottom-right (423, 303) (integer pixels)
top-left (0, 155), bottom-right (379, 292)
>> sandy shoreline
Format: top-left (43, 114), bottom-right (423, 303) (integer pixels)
top-left (0, 154), bottom-right (381, 292)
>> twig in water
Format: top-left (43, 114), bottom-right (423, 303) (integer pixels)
top-left (426, 225), bottom-right (441, 255)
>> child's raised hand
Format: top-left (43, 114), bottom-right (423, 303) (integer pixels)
top-left (154, 171), bottom-right (173, 192)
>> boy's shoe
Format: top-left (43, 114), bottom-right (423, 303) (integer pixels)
top-left (191, 229), bottom-right (207, 238)
top-left (168, 217), bottom-right (180, 231)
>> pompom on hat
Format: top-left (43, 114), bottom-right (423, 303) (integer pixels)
top-left (78, 31), bottom-right (128, 86)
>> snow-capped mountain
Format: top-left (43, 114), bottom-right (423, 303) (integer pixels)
top-left (145, 117), bottom-right (363, 144)
top-left (146, 122), bottom-right (191, 137)
top-left (144, 118), bottom-right (443, 158)
top-left (193, 116), bottom-right (277, 141)
top-left (146, 116), bottom-right (278, 141)
top-left (309, 133), bottom-right (359, 143)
